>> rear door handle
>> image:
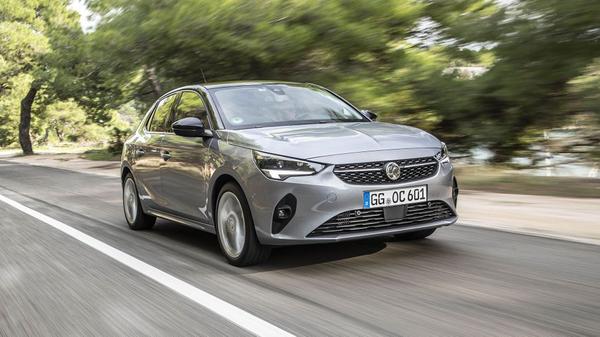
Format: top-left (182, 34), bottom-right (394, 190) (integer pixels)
top-left (161, 151), bottom-right (171, 161)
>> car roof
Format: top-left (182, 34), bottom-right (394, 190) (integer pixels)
top-left (174, 81), bottom-right (312, 92)
top-left (204, 80), bottom-right (310, 89)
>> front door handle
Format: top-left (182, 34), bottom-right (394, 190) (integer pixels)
top-left (161, 151), bottom-right (171, 161)
top-left (135, 148), bottom-right (145, 157)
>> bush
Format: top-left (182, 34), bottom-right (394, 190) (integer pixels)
top-left (80, 124), bottom-right (109, 143)
top-left (45, 100), bottom-right (87, 142)
top-left (107, 126), bottom-right (131, 155)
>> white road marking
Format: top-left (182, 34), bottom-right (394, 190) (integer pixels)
top-left (0, 193), bottom-right (295, 337)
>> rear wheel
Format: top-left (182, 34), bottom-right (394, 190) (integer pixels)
top-left (393, 228), bottom-right (436, 241)
top-left (216, 182), bottom-right (271, 266)
top-left (123, 173), bottom-right (156, 230)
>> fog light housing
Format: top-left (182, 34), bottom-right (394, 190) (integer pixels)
top-left (272, 194), bottom-right (297, 234)
top-left (276, 206), bottom-right (292, 220)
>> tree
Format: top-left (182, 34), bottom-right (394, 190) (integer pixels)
top-left (2, 0), bottom-right (597, 164)
top-left (44, 100), bottom-right (87, 142)
top-left (85, 0), bottom-right (425, 104)
top-left (0, 0), bottom-right (82, 154)
top-left (423, 0), bottom-right (600, 161)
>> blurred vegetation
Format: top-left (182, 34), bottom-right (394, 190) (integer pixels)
top-left (0, 0), bottom-right (598, 166)
top-left (456, 166), bottom-right (600, 198)
top-left (81, 147), bottom-right (121, 161)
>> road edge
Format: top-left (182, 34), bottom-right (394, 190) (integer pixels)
top-left (458, 222), bottom-right (600, 246)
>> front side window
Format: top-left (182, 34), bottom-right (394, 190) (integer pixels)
top-left (210, 84), bottom-right (367, 129)
top-left (172, 91), bottom-right (210, 131)
top-left (148, 94), bottom-right (177, 132)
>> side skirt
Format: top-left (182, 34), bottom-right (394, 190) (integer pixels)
top-left (146, 208), bottom-right (216, 234)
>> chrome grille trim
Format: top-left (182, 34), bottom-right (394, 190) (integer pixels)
top-left (308, 201), bottom-right (454, 237)
top-left (333, 167), bottom-right (383, 173)
top-left (333, 156), bottom-right (438, 185)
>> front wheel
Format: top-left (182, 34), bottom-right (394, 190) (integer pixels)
top-left (393, 228), bottom-right (436, 241)
top-left (216, 182), bottom-right (271, 266)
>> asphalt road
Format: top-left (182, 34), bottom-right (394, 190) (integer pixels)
top-left (1, 159), bottom-right (599, 337)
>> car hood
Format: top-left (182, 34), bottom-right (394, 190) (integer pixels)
top-left (221, 122), bottom-right (441, 162)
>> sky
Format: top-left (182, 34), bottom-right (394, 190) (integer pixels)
top-left (68, 0), bottom-right (100, 33)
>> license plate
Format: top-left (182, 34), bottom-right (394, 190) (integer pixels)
top-left (363, 185), bottom-right (427, 209)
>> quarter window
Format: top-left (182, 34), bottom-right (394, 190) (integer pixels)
top-left (148, 95), bottom-right (177, 132)
top-left (172, 91), bottom-right (210, 131)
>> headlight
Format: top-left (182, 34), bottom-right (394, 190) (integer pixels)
top-left (434, 142), bottom-right (450, 162)
top-left (253, 151), bottom-right (325, 180)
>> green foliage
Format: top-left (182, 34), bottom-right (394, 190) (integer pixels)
top-left (569, 59), bottom-right (600, 120)
top-left (107, 127), bottom-right (130, 155)
top-left (80, 124), bottom-right (109, 143)
top-left (86, 0), bottom-right (424, 101)
top-left (81, 148), bottom-right (121, 161)
top-left (44, 100), bottom-right (87, 142)
top-left (424, 0), bottom-right (600, 161)
top-left (0, 0), bottom-right (85, 152)
top-left (1, 0), bottom-right (599, 163)
top-left (0, 74), bottom-right (34, 146)
top-left (104, 102), bottom-right (141, 154)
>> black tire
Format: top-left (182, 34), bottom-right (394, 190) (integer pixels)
top-left (393, 228), bottom-right (437, 241)
top-left (452, 177), bottom-right (459, 207)
top-left (123, 173), bottom-right (156, 230)
top-left (216, 182), bottom-right (271, 266)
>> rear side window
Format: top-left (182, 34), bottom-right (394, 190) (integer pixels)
top-left (148, 95), bottom-right (177, 132)
top-left (172, 91), bottom-right (210, 131)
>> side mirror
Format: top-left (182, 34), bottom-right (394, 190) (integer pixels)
top-left (361, 109), bottom-right (377, 120)
top-left (172, 117), bottom-right (211, 137)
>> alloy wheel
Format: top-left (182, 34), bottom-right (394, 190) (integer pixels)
top-left (217, 191), bottom-right (246, 259)
top-left (123, 178), bottom-right (138, 224)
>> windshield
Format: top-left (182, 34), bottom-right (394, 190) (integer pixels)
top-left (210, 84), bottom-right (368, 129)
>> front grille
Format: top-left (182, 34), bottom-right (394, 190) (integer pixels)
top-left (308, 201), bottom-right (455, 237)
top-left (334, 156), bottom-right (438, 185)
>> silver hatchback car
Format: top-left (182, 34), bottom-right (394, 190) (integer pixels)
top-left (121, 81), bottom-right (458, 266)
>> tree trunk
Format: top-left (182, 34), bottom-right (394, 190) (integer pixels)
top-left (41, 127), bottom-right (50, 144)
top-left (56, 127), bottom-right (64, 142)
top-left (145, 66), bottom-right (162, 98)
top-left (19, 84), bottom-right (39, 155)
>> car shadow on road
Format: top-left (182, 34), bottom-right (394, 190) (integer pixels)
top-left (150, 220), bottom-right (224, 257)
top-left (149, 220), bottom-right (458, 272)
top-left (260, 239), bottom-right (388, 270)
top-left (253, 236), bottom-right (460, 272)
top-left (150, 220), bottom-right (389, 270)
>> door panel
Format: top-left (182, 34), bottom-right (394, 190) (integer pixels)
top-left (160, 91), bottom-right (216, 222)
top-left (161, 135), bottom-right (216, 222)
top-left (132, 94), bottom-right (178, 210)
top-left (132, 133), bottom-right (164, 209)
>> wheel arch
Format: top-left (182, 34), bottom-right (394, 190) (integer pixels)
top-left (120, 163), bottom-right (153, 214)
top-left (121, 165), bottom-right (132, 185)
top-left (210, 173), bottom-right (243, 224)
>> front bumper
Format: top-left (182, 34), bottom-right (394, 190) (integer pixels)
top-left (244, 151), bottom-right (457, 245)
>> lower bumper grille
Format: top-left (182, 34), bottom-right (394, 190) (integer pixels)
top-left (308, 201), bottom-right (455, 237)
